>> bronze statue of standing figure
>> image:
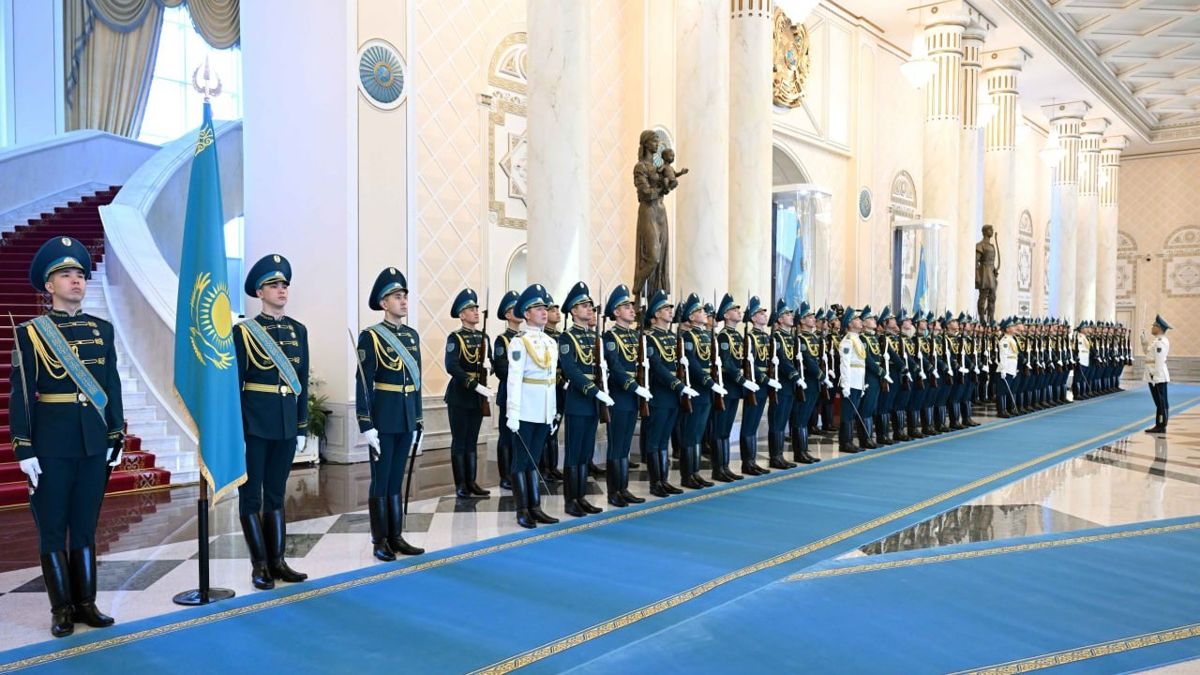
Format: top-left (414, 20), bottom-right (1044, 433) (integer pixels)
top-left (975, 224), bottom-right (998, 323)
top-left (633, 130), bottom-right (676, 305)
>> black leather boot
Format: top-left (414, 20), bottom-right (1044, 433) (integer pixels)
top-left (892, 411), bottom-right (910, 441)
top-left (367, 498), bottom-right (396, 560)
top-left (511, 472), bottom-right (537, 528)
top-left (386, 493), bottom-right (425, 555)
top-left (679, 440), bottom-right (703, 489)
top-left (618, 458), bottom-right (645, 503)
top-left (606, 460), bottom-right (628, 507)
top-left (857, 421), bottom-right (878, 450)
top-left (742, 436), bottom-right (769, 475)
top-left (647, 447), bottom-right (668, 496)
top-left (466, 453), bottom-right (490, 496)
top-left (544, 438), bottom-right (564, 482)
top-left (589, 460), bottom-right (606, 477)
top-left (563, 465), bottom-right (586, 518)
top-left (240, 512), bottom-right (277, 587)
top-left (710, 437), bottom-right (732, 482)
top-left (576, 465), bottom-right (602, 513)
top-left (498, 439), bottom-right (512, 490)
top-left (68, 546), bottom-right (114, 628)
top-left (839, 418), bottom-right (860, 453)
top-left (452, 454), bottom-right (471, 498)
top-left (263, 509), bottom-right (308, 582)
top-left (40, 551), bottom-right (74, 638)
top-left (528, 471), bottom-right (560, 524)
top-left (690, 444), bottom-right (714, 485)
top-left (790, 428), bottom-right (815, 464)
top-left (722, 439), bottom-right (744, 480)
top-left (769, 432), bottom-right (794, 469)
top-left (659, 451), bottom-right (683, 494)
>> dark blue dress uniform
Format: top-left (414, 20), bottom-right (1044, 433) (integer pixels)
top-left (601, 285), bottom-right (646, 506)
top-left (444, 288), bottom-right (490, 499)
top-left (643, 289), bottom-right (685, 497)
top-left (900, 313), bottom-right (925, 440)
top-left (713, 293), bottom-right (748, 482)
top-left (234, 254), bottom-right (310, 589)
top-left (492, 290), bottom-right (520, 490)
top-left (356, 268), bottom-right (424, 558)
top-left (557, 281), bottom-right (605, 517)
top-left (739, 296), bottom-right (771, 475)
top-left (678, 295), bottom-right (716, 488)
top-left (791, 302), bottom-right (822, 464)
top-left (766, 300), bottom-right (799, 469)
top-left (11, 237), bottom-right (122, 636)
top-left (874, 305), bottom-right (903, 445)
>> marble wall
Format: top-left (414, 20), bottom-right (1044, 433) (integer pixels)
top-left (1118, 151), bottom-right (1200, 356)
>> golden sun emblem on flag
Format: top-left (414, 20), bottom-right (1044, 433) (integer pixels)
top-left (189, 272), bottom-right (235, 369)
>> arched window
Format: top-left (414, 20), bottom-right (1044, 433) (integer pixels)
top-left (138, 5), bottom-right (242, 145)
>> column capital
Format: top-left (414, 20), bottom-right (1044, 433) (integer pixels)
top-left (730, 0), bottom-right (772, 20)
top-left (981, 46), bottom-right (1031, 73)
top-left (1042, 100), bottom-right (1091, 123)
top-left (1102, 135), bottom-right (1128, 152)
top-left (1080, 117), bottom-right (1109, 140)
top-left (910, 0), bottom-right (994, 30)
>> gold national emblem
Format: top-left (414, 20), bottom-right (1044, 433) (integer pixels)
top-left (188, 271), bottom-right (235, 369)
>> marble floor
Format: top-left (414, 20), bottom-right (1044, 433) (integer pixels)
top-left (2, 386), bottom-right (1197, 663)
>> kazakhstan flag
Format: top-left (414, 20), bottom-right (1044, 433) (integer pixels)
top-left (174, 101), bottom-right (246, 502)
top-left (913, 244), bottom-right (928, 316)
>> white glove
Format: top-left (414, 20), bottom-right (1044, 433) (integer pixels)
top-left (634, 385), bottom-right (652, 400)
top-left (959, 367), bottom-right (969, 374)
top-left (711, 382), bottom-right (728, 396)
top-left (797, 379), bottom-right (808, 390)
top-left (767, 378), bottom-right (782, 390)
top-left (596, 391), bottom-right (615, 406)
top-left (108, 448), bottom-right (124, 468)
top-left (681, 386), bottom-right (699, 398)
top-left (841, 388), bottom-right (850, 399)
top-left (743, 380), bottom-right (761, 393)
top-left (863, 383), bottom-right (869, 392)
top-left (296, 436), bottom-right (306, 455)
top-left (884, 375), bottom-right (894, 384)
top-left (507, 417), bottom-right (520, 434)
top-left (362, 428), bottom-right (381, 461)
top-left (680, 355), bottom-right (689, 367)
top-left (20, 457), bottom-right (41, 488)
top-left (474, 384), bottom-right (494, 398)
top-left (771, 356), bottom-right (779, 366)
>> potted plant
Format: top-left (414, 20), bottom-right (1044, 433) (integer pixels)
top-left (299, 370), bottom-right (330, 463)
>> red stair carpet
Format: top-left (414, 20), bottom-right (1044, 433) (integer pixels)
top-left (0, 187), bottom-right (172, 508)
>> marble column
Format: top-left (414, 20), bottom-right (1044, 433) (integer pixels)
top-left (1075, 117), bottom-right (1107, 322)
top-left (957, 22), bottom-right (988, 314)
top-left (981, 47), bottom-right (1029, 319)
top-left (675, 0), bottom-right (730, 296)
top-left (921, 12), bottom-right (966, 312)
top-left (1044, 100), bottom-right (1089, 322)
top-left (728, 0), bottom-right (773, 297)
top-left (1097, 136), bottom-right (1126, 322)
top-left (526, 0), bottom-right (590, 302)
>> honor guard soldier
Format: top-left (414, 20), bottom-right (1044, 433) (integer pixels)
top-left (740, 296), bottom-right (778, 475)
top-left (444, 288), bottom-right (493, 499)
top-left (11, 237), bottom-right (124, 638)
top-left (678, 295), bottom-right (722, 487)
top-left (492, 291), bottom-right (522, 490)
top-left (541, 300), bottom-right (566, 482)
top-left (838, 307), bottom-right (868, 453)
top-left (931, 313), bottom-right (952, 432)
top-left (234, 254), bottom-right (310, 591)
top-left (875, 306), bottom-right (903, 444)
top-left (944, 313), bottom-right (967, 429)
top-left (601, 285), bottom-right (650, 506)
top-left (766, 300), bottom-right (799, 469)
top-left (714, 294), bottom-right (758, 481)
top-left (355, 268), bottom-right (425, 560)
top-left (558, 282), bottom-right (613, 517)
top-left (1143, 315), bottom-right (1171, 434)
top-left (813, 308), bottom-right (837, 433)
top-left (996, 318), bottom-right (1019, 417)
top-left (900, 309), bottom-right (925, 440)
top-left (858, 305), bottom-right (881, 449)
top-left (1075, 321), bottom-right (1092, 399)
top-left (790, 302), bottom-right (821, 463)
top-left (883, 307), bottom-right (911, 442)
top-left (643, 290), bottom-right (695, 496)
top-left (506, 284), bottom-right (561, 528)
top-left (958, 314), bottom-right (981, 426)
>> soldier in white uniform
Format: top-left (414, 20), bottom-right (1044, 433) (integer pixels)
top-left (996, 318), bottom-right (1019, 418)
top-left (506, 284), bottom-right (561, 528)
top-left (838, 307), bottom-right (867, 454)
top-left (1142, 315), bottom-right (1171, 434)
top-left (1075, 321), bottom-right (1091, 399)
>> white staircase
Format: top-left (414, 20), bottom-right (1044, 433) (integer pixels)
top-left (84, 262), bottom-right (197, 484)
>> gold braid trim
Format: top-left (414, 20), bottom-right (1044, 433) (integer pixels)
top-left (370, 331), bottom-right (404, 371)
top-left (26, 324), bottom-right (68, 380)
top-left (520, 335), bottom-right (552, 369)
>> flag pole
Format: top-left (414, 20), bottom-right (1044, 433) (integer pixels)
top-left (173, 475), bottom-right (235, 606)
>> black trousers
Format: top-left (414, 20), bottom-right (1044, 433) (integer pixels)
top-left (447, 405), bottom-right (483, 458)
top-left (239, 435), bottom-right (297, 516)
top-left (1149, 382), bottom-right (1170, 428)
top-left (29, 453), bottom-right (108, 553)
top-left (369, 432), bottom-right (414, 499)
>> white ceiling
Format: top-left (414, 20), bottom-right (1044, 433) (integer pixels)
top-left (823, 0), bottom-right (1200, 155)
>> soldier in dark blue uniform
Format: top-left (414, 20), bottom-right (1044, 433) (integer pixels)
top-left (875, 306), bottom-right (903, 445)
top-left (491, 290), bottom-right (521, 490)
top-left (234, 254), bottom-right (310, 590)
top-left (444, 288), bottom-right (492, 499)
top-left (678, 295), bottom-right (720, 488)
top-left (883, 307), bottom-right (911, 443)
top-left (714, 294), bottom-right (756, 481)
top-left (558, 282), bottom-right (613, 517)
top-left (790, 302), bottom-right (821, 463)
top-left (900, 310), bottom-right (925, 440)
top-left (766, 300), bottom-right (798, 469)
top-left (355, 268), bottom-right (425, 560)
top-left (601, 285), bottom-right (649, 506)
top-left (740, 296), bottom-right (776, 475)
top-left (644, 290), bottom-right (694, 496)
top-left (11, 237), bottom-right (123, 637)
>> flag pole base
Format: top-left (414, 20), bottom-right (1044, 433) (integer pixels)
top-left (173, 587), bottom-right (236, 606)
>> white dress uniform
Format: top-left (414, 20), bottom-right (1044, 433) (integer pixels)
top-left (1142, 335), bottom-right (1170, 384)
top-left (839, 332), bottom-right (866, 396)
top-left (998, 334), bottom-right (1019, 377)
top-left (1076, 333), bottom-right (1090, 368)
top-left (507, 326), bottom-right (559, 423)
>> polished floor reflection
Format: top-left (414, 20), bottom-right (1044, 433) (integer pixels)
top-left (850, 407), bottom-right (1200, 559)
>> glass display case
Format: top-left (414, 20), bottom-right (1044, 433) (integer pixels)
top-left (772, 184), bottom-right (833, 310)
top-left (891, 218), bottom-right (946, 314)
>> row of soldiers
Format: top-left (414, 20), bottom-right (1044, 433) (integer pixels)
top-left (443, 281), bottom-right (1133, 528)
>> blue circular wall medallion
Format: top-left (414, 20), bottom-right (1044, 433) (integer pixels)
top-left (358, 39), bottom-right (406, 110)
top-left (858, 187), bottom-right (872, 220)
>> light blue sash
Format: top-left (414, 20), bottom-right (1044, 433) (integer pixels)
top-left (370, 323), bottom-right (421, 390)
top-left (31, 316), bottom-right (107, 422)
top-left (240, 319), bottom-right (302, 395)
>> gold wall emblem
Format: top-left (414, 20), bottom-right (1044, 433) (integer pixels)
top-left (188, 272), bottom-right (235, 369)
top-left (772, 7), bottom-right (811, 108)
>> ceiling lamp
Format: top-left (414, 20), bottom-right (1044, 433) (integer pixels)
top-left (901, 34), bottom-right (936, 88)
top-left (1039, 128), bottom-right (1065, 168)
top-left (976, 81), bottom-right (997, 127)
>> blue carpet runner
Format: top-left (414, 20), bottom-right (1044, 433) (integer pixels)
top-left (2, 385), bottom-right (1197, 673)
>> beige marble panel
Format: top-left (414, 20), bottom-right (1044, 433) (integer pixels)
top-left (729, 1), bottom-right (773, 297)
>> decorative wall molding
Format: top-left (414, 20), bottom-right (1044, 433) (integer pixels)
top-left (1116, 229), bottom-right (1137, 306)
top-left (1163, 225), bottom-right (1200, 298)
top-left (485, 32), bottom-right (529, 230)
